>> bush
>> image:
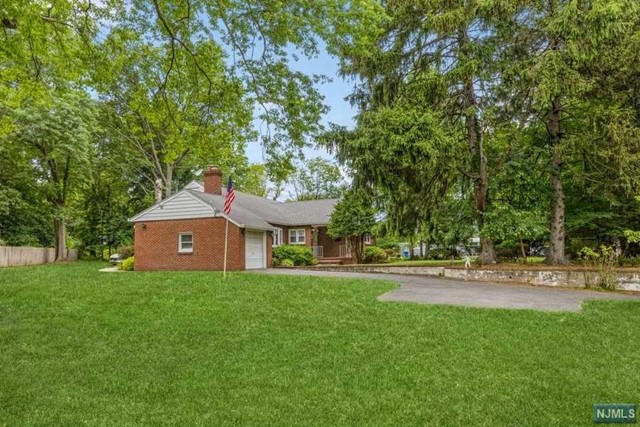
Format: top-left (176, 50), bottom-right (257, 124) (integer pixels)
top-left (579, 245), bottom-right (618, 290)
top-left (281, 259), bottom-right (295, 267)
top-left (375, 236), bottom-right (400, 250)
top-left (118, 245), bottom-right (134, 260)
top-left (362, 246), bottom-right (389, 264)
top-left (620, 256), bottom-right (640, 267)
top-left (273, 245), bottom-right (315, 266)
top-left (119, 256), bottom-right (135, 271)
top-left (383, 247), bottom-right (397, 258)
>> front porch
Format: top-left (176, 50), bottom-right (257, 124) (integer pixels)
top-left (311, 226), bottom-right (353, 265)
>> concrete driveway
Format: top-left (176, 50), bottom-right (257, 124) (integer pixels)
top-left (254, 268), bottom-right (640, 312)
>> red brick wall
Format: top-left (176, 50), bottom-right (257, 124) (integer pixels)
top-left (270, 225), bottom-right (347, 259)
top-left (134, 218), bottom-right (246, 271)
top-left (317, 226), bottom-right (343, 258)
top-left (277, 225), bottom-right (313, 247)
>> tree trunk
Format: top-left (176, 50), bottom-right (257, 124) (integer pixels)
top-left (409, 236), bottom-right (415, 260)
top-left (546, 95), bottom-right (566, 265)
top-left (164, 164), bottom-right (174, 198)
top-left (459, 28), bottom-right (497, 265)
top-left (351, 236), bottom-right (364, 264)
top-left (54, 217), bottom-right (67, 262)
top-left (520, 238), bottom-right (527, 262)
top-left (154, 178), bottom-right (163, 202)
top-left (464, 83), bottom-right (497, 265)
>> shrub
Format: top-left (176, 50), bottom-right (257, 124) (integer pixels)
top-left (375, 236), bottom-right (400, 250)
top-left (620, 256), bottom-right (640, 267)
top-left (119, 256), bottom-right (135, 271)
top-left (579, 245), bottom-right (618, 290)
top-left (281, 259), bottom-right (295, 267)
top-left (383, 247), bottom-right (397, 258)
top-left (118, 245), bottom-right (134, 260)
top-left (362, 246), bottom-right (389, 264)
top-left (272, 245), bottom-right (315, 266)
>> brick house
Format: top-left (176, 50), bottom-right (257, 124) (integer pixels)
top-left (130, 166), bottom-right (367, 270)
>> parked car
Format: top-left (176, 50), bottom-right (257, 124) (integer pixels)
top-left (109, 253), bottom-right (122, 265)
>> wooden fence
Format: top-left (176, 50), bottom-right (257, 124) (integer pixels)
top-left (0, 246), bottom-right (78, 267)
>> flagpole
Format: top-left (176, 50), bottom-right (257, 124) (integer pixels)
top-left (223, 216), bottom-right (229, 279)
top-left (222, 175), bottom-right (235, 280)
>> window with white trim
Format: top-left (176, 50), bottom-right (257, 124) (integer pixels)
top-left (364, 234), bottom-right (372, 245)
top-left (178, 233), bottom-right (193, 253)
top-left (272, 228), bottom-right (283, 247)
top-left (288, 229), bottom-right (305, 244)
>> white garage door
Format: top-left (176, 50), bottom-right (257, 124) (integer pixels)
top-left (245, 231), bottom-right (265, 269)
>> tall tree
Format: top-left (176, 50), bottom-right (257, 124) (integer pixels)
top-left (327, 188), bottom-right (376, 263)
top-left (334, 1), bottom-right (521, 263)
top-left (8, 91), bottom-right (97, 260)
top-left (290, 157), bottom-right (344, 201)
top-left (503, 0), bottom-right (640, 264)
top-left (99, 0), bottom-right (385, 186)
top-left (95, 30), bottom-right (252, 199)
top-left (1, 0), bottom-right (100, 258)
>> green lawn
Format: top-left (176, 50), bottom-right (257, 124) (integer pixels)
top-left (1, 262), bottom-right (639, 426)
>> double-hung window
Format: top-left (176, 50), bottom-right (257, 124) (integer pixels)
top-left (178, 233), bottom-right (193, 253)
top-left (288, 229), bottom-right (305, 245)
top-left (364, 234), bottom-right (372, 245)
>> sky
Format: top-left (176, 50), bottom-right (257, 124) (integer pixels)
top-left (244, 50), bottom-right (358, 164)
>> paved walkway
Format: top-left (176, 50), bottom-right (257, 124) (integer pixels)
top-left (255, 268), bottom-right (640, 312)
top-left (99, 266), bottom-right (125, 273)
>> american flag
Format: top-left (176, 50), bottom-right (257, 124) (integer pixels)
top-left (223, 176), bottom-right (235, 215)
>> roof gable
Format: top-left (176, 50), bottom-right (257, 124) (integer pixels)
top-left (129, 190), bottom-right (216, 222)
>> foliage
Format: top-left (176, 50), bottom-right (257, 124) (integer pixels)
top-left (290, 157), bottom-right (344, 201)
top-left (362, 246), bottom-right (388, 264)
top-left (6, 90), bottom-right (98, 260)
top-left (0, 0), bottom-right (385, 255)
top-left (578, 246), bottom-right (619, 290)
top-left (328, 0), bottom-right (640, 266)
top-left (624, 229), bottom-right (640, 244)
top-left (280, 259), bottom-right (295, 268)
top-left (482, 203), bottom-right (549, 260)
top-left (327, 189), bottom-right (376, 263)
top-left (119, 256), bottom-right (135, 271)
top-left (117, 246), bottom-right (134, 260)
top-left (96, 30), bottom-right (252, 199)
top-left (374, 236), bottom-right (401, 250)
top-left (272, 245), bottom-right (315, 267)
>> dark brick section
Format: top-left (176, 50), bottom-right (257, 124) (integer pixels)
top-left (316, 226), bottom-right (343, 258)
top-left (203, 166), bottom-right (222, 195)
top-left (273, 225), bottom-right (344, 258)
top-left (134, 218), bottom-right (245, 271)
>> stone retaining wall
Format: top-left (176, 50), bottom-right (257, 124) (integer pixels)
top-left (291, 265), bottom-right (640, 292)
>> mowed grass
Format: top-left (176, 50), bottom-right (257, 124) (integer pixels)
top-left (1, 263), bottom-right (639, 426)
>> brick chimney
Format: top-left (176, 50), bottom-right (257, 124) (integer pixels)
top-left (203, 165), bottom-right (222, 195)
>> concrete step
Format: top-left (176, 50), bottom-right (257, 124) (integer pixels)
top-left (317, 257), bottom-right (343, 265)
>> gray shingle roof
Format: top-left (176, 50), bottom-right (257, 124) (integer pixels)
top-left (187, 190), bottom-right (275, 230)
top-left (273, 198), bottom-right (339, 226)
top-left (187, 188), bottom-right (338, 228)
